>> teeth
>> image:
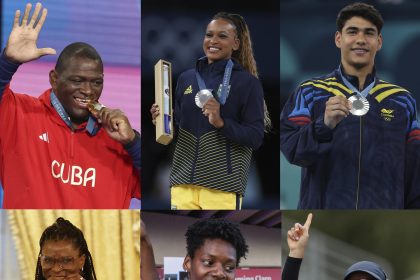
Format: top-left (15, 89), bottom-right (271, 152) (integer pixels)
top-left (210, 47), bottom-right (219, 51)
top-left (75, 98), bottom-right (91, 105)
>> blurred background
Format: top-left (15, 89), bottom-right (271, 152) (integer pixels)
top-left (142, 210), bottom-right (282, 280)
top-left (0, 210), bottom-right (140, 280)
top-left (0, 0), bottom-right (140, 208)
top-left (282, 210), bottom-right (420, 280)
top-left (281, 0), bottom-right (420, 209)
top-left (141, 0), bottom-right (280, 209)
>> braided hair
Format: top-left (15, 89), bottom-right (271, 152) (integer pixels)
top-left (185, 218), bottom-right (248, 266)
top-left (212, 12), bottom-right (271, 131)
top-left (35, 217), bottom-right (97, 280)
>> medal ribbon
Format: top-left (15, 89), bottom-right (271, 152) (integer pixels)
top-left (51, 91), bottom-right (73, 128)
top-left (50, 91), bottom-right (99, 135)
top-left (339, 68), bottom-right (375, 98)
top-left (195, 59), bottom-right (233, 105)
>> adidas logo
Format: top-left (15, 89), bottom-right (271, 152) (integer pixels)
top-left (184, 85), bottom-right (192, 95)
top-left (39, 132), bottom-right (50, 143)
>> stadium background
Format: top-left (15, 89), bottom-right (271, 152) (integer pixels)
top-left (141, 0), bottom-right (280, 209)
top-left (281, 0), bottom-right (420, 209)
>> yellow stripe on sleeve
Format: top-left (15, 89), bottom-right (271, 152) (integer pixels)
top-left (300, 82), bottom-right (347, 97)
top-left (375, 88), bottom-right (408, 102)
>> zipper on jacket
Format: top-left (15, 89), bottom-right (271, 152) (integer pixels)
top-left (356, 116), bottom-right (363, 209)
top-left (190, 112), bottom-right (200, 183)
top-left (70, 131), bottom-right (75, 159)
top-left (190, 139), bottom-right (199, 182)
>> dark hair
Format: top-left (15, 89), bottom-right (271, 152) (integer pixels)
top-left (336, 2), bottom-right (383, 33)
top-left (212, 12), bottom-right (257, 78)
top-left (185, 218), bottom-right (248, 266)
top-left (35, 217), bottom-right (97, 280)
top-left (212, 12), bottom-right (271, 131)
top-left (55, 42), bottom-right (103, 74)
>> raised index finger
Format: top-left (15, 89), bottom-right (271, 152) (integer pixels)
top-left (303, 213), bottom-right (313, 229)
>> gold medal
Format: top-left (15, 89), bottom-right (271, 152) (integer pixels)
top-left (87, 100), bottom-right (106, 115)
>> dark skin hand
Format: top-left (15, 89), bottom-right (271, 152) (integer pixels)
top-left (202, 97), bottom-right (224, 128)
top-left (91, 107), bottom-right (136, 145)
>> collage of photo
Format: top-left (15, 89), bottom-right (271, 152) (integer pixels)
top-left (3, 0), bottom-right (420, 279)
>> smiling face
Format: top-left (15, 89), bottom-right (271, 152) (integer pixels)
top-left (335, 16), bottom-right (382, 75)
top-left (49, 55), bottom-right (104, 126)
top-left (40, 240), bottom-right (85, 279)
top-left (203, 18), bottom-right (240, 64)
top-left (183, 238), bottom-right (237, 280)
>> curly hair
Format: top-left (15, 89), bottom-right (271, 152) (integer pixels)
top-left (185, 218), bottom-right (248, 266)
top-left (35, 217), bottom-right (97, 280)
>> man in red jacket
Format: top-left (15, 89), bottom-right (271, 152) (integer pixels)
top-left (0, 3), bottom-right (140, 208)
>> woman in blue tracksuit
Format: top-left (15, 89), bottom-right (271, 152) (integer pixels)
top-left (151, 12), bottom-right (268, 210)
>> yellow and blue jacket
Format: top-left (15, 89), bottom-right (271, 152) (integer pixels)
top-left (280, 66), bottom-right (420, 209)
top-left (170, 58), bottom-right (264, 195)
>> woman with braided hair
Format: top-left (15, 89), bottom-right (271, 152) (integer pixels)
top-left (151, 12), bottom-right (269, 210)
top-left (35, 217), bottom-right (97, 280)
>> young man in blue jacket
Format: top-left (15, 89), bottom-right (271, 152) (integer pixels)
top-left (280, 2), bottom-right (420, 209)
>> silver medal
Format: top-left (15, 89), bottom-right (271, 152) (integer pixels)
top-left (195, 89), bottom-right (213, 108)
top-left (348, 95), bottom-right (369, 116)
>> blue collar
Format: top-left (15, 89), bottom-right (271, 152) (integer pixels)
top-left (50, 92), bottom-right (100, 136)
top-left (339, 65), bottom-right (376, 90)
top-left (195, 57), bottom-right (234, 105)
top-left (338, 65), bottom-right (376, 98)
